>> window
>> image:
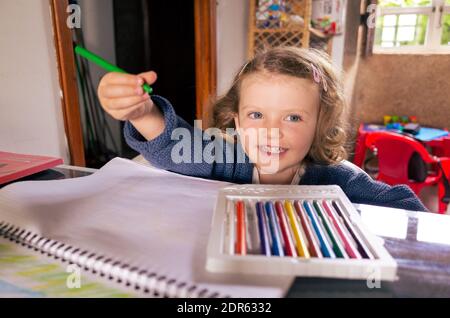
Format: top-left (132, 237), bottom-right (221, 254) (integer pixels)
top-left (374, 0), bottom-right (450, 52)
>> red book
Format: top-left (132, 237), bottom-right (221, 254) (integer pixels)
top-left (0, 151), bottom-right (63, 185)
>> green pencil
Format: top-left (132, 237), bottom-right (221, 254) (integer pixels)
top-left (74, 45), bottom-right (153, 94)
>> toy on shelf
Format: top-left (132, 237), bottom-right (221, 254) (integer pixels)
top-left (248, 0), bottom-right (312, 57)
top-left (311, 0), bottom-right (344, 35)
top-left (256, 0), bottom-right (309, 29)
top-left (311, 17), bottom-right (336, 35)
top-left (256, 0), bottom-right (285, 29)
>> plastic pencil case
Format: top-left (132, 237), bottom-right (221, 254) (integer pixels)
top-left (206, 185), bottom-right (397, 281)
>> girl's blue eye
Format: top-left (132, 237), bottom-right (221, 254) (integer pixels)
top-left (248, 112), bottom-right (263, 119)
top-left (285, 114), bottom-right (302, 122)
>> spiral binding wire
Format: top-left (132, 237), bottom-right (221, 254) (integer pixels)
top-left (0, 221), bottom-right (226, 298)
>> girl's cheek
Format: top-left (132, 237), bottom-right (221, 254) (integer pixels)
top-left (237, 121), bottom-right (262, 136)
top-left (239, 117), bottom-right (256, 128)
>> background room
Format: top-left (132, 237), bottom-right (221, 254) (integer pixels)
top-left (3, 0), bottom-right (450, 300)
top-left (0, 0), bottom-right (449, 213)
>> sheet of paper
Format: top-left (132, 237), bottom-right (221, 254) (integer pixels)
top-left (0, 158), bottom-right (294, 297)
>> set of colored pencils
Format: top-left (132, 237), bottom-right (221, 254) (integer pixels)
top-left (223, 199), bottom-right (375, 260)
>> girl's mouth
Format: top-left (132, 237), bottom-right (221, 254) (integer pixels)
top-left (258, 145), bottom-right (288, 156)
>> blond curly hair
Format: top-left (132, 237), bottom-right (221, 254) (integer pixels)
top-left (212, 46), bottom-right (348, 165)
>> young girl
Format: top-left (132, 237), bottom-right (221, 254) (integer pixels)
top-left (97, 47), bottom-right (427, 211)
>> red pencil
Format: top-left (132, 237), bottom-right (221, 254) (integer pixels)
top-left (293, 201), bottom-right (322, 258)
top-left (274, 201), bottom-right (297, 257)
top-left (235, 201), bottom-right (247, 255)
top-left (322, 200), bottom-right (362, 259)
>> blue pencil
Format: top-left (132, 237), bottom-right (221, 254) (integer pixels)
top-left (303, 201), bottom-right (335, 258)
top-left (255, 202), bottom-right (271, 256)
top-left (265, 201), bottom-right (284, 257)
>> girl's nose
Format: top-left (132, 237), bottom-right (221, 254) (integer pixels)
top-left (266, 128), bottom-right (283, 143)
top-left (263, 118), bottom-right (284, 141)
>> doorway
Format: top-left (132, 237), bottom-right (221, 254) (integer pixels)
top-left (113, 0), bottom-right (197, 158)
top-left (51, 0), bottom-right (216, 166)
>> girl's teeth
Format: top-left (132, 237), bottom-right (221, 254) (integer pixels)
top-left (260, 146), bottom-right (286, 154)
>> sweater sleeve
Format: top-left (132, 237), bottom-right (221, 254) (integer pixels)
top-left (301, 162), bottom-right (428, 211)
top-left (123, 95), bottom-right (253, 183)
top-left (341, 165), bottom-right (428, 211)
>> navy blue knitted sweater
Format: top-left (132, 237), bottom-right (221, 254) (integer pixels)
top-left (124, 95), bottom-right (427, 212)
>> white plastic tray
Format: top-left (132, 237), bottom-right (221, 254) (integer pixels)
top-left (206, 185), bottom-right (397, 281)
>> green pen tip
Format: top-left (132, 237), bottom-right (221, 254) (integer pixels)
top-left (143, 84), bottom-right (153, 94)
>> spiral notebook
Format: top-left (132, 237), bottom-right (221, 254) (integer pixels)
top-left (0, 158), bottom-right (293, 297)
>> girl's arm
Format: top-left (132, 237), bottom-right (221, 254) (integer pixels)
top-left (96, 71), bottom-right (252, 181)
top-left (304, 162), bottom-right (428, 211)
top-left (341, 165), bottom-right (428, 211)
top-left (124, 95), bottom-right (253, 183)
top-left (128, 101), bottom-right (165, 141)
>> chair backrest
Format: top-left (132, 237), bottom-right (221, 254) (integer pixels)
top-left (439, 158), bottom-right (450, 203)
top-left (442, 137), bottom-right (450, 157)
top-left (365, 131), bottom-right (434, 183)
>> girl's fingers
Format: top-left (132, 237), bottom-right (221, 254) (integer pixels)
top-left (100, 72), bottom-right (143, 86)
top-left (99, 84), bottom-right (144, 99)
top-left (106, 94), bottom-right (150, 110)
top-left (137, 71), bottom-right (158, 85)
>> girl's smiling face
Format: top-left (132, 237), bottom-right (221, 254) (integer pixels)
top-left (234, 72), bottom-right (320, 176)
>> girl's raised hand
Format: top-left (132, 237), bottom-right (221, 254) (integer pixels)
top-left (97, 71), bottom-right (157, 121)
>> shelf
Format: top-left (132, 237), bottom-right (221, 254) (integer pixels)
top-left (248, 0), bottom-right (312, 58)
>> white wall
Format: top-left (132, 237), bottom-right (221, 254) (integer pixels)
top-left (216, 0), bottom-right (250, 96)
top-left (330, 0), bottom-right (347, 69)
top-left (0, 0), bottom-right (69, 162)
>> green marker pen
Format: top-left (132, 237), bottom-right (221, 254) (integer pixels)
top-left (74, 45), bottom-right (153, 94)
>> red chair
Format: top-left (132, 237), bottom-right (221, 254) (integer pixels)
top-left (364, 131), bottom-right (450, 213)
top-left (438, 159), bottom-right (450, 214)
top-left (428, 134), bottom-right (450, 158)
top-left (353, 123), bottom-right (368, 168)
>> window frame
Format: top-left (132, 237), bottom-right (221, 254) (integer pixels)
top-left (373, 0), bottom-right (450, 54)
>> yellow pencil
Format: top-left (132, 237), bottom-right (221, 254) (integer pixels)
top-left (284, 200), bottom-right (310, 258)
